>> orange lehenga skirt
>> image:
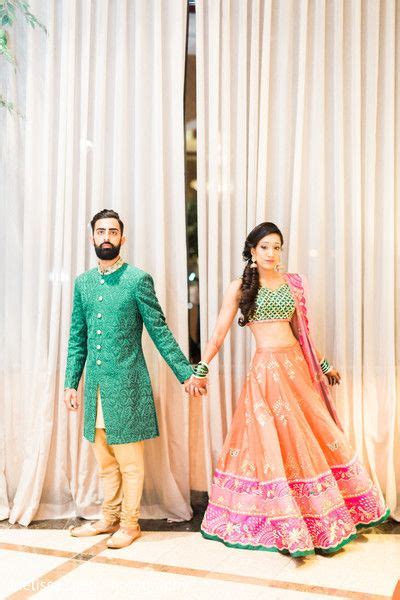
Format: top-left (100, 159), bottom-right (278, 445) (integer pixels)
top-left (201, 339), bottom-right (389, 557)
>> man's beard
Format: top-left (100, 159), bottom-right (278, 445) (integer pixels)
top-left (94, 242), bottom-right (121, 260)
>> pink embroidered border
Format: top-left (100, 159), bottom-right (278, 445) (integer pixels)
top-left (201, 457), bottom-right (389, 555)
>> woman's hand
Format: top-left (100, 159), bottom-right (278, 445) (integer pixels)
top-left (325, 368), bottom-right (341, 386)
top-left (185, 375), bottom-right (208, 397)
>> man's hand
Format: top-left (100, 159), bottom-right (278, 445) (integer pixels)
top-left (184, 375), bottom-right (208, 397)
top-left (64, 388), bottom-right (79, 411)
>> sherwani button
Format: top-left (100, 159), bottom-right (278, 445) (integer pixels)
top-left (96, 359), bottom-right (102, 365)
top-left (98, 296), bottom-right (103, 301)
top-left (96, 345), bottom-right (101, 350)
top-left (97, 313), bottom-right (102, 318)
top-left (100, 279), bottom-right (105, 284)
top-left (96, 329), bottom-right (102, 335)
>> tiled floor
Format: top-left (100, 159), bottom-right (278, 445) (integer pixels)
top-left (1, 528), bottom-right (399, 599)
top-left (0, 496), bottom-right (399, 600)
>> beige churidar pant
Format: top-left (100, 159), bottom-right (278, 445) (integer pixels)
top-left (91, 387), bottom-right (144, 528)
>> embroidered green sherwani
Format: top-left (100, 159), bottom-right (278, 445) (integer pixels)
top-left (64, 263), bottom-right (193, 444)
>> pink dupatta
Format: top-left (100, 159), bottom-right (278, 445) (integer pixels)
top-left (283, 272), bottom-right (344, 432)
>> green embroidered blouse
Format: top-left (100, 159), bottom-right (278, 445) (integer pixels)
top-left (248, 283), bottom-right (296, 323)
top-left (64, 263), bottom-right (193, 444)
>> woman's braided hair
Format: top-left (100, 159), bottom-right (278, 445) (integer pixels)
top-left (238, 222), bottom-right (284, 327)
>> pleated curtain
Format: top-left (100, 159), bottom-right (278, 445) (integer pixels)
top-left (0, 0), bottom-right (191, 525)
top-left (196, 0), bottom-right (400, 519)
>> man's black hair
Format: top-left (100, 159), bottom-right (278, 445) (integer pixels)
top-left (90, 209), bottom-right (124, 235)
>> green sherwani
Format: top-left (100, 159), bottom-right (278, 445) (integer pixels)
top-left (64, 262), bottom-right (193, 444)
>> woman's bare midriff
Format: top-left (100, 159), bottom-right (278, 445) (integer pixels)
top-left (248, 320), bottom-right (298, 348)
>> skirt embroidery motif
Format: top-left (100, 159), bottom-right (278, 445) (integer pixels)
top-left (201, 340), bottom-right (389, 556)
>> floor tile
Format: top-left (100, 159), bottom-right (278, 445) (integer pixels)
top-left (255, 589), bottom-right (349, 600)
top-left (0, 527), bottom-right (104, 554)
top-left (100, 530), bottom-right (235, 571)
top-left (208, 542), bottom-right (293, 579)
top-left (31, 560), bottom-right (286, 600)
top-left (100, 531), bottom-right (185, 562)
top-left (274, 533), bottom-right (400, 597)
top-left (0, 549), bottom-right (66, 597)
top-left (0, 528), bottom-right (397, 600)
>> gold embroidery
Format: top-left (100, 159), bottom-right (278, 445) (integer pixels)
top-left (253, 398), bottom-right (272, 426)
top-left (329, 522), bottom-right (339, 542)
top-left (263, 463), bottom-right (274, 475)
top-left (294, 351), bottom-right (304, 362)
top-left (229, 448), bottom-right (240, 457)
top-left (255, 371), bottom-right (264, 384)
top-left (288, 528), bottom-right (303, 544)
top-left (283, 358), bottom-right (296, 379)
top-left (256, 414), bottom-right (268, 427)
top-left (241, 459), bottom-right (256, 473)
top-left (271, 395), bottom-right (291, 425)
top-left (97, 256), bottom-right (124, 275)
top-left (266, 359), bottom-right (279, 370)
top-left (327, 440), bottom-right (340, 451)
top-left (272, 371), bottom-right (281, 382)
top-left (225, 522), bottom-right (235, 534)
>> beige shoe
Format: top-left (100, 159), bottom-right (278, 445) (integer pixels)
top-left (68, 519), bottom-right (119, 537)
top-left (106, 525), bottom-right (141, 549)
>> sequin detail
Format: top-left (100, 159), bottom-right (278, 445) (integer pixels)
top-left (249, 283), bottom-right (296, 323)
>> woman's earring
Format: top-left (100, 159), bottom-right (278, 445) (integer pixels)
top-left (250, 257), bottom-right (257, 269)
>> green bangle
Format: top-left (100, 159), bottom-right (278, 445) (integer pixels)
top-left (320, 358), bottom-right (332, 374)
top-left (193, 361), bottom-right (209, 377)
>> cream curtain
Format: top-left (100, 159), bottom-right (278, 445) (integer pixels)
top-left (0, 0), bottom-right (191, 525)
top-left (196, 0), bottom-right (400, 519)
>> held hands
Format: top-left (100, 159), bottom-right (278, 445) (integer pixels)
top-left (183, 359), bottom-right (210, 397)
top-left (324, 368), bottom-right (341, 386)
top-left (64, 388), bottom-right (79, 411)
top-left (184, 375), bottom-right (208, 397)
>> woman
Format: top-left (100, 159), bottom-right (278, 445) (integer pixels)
top-left (188, 222), bottom-right (389, 557)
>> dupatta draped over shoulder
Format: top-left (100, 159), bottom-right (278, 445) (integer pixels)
top-left (283, 272), bottom-right (344, 432)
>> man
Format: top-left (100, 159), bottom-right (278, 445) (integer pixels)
top-left (64, 209), bottom-right (206, 548)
